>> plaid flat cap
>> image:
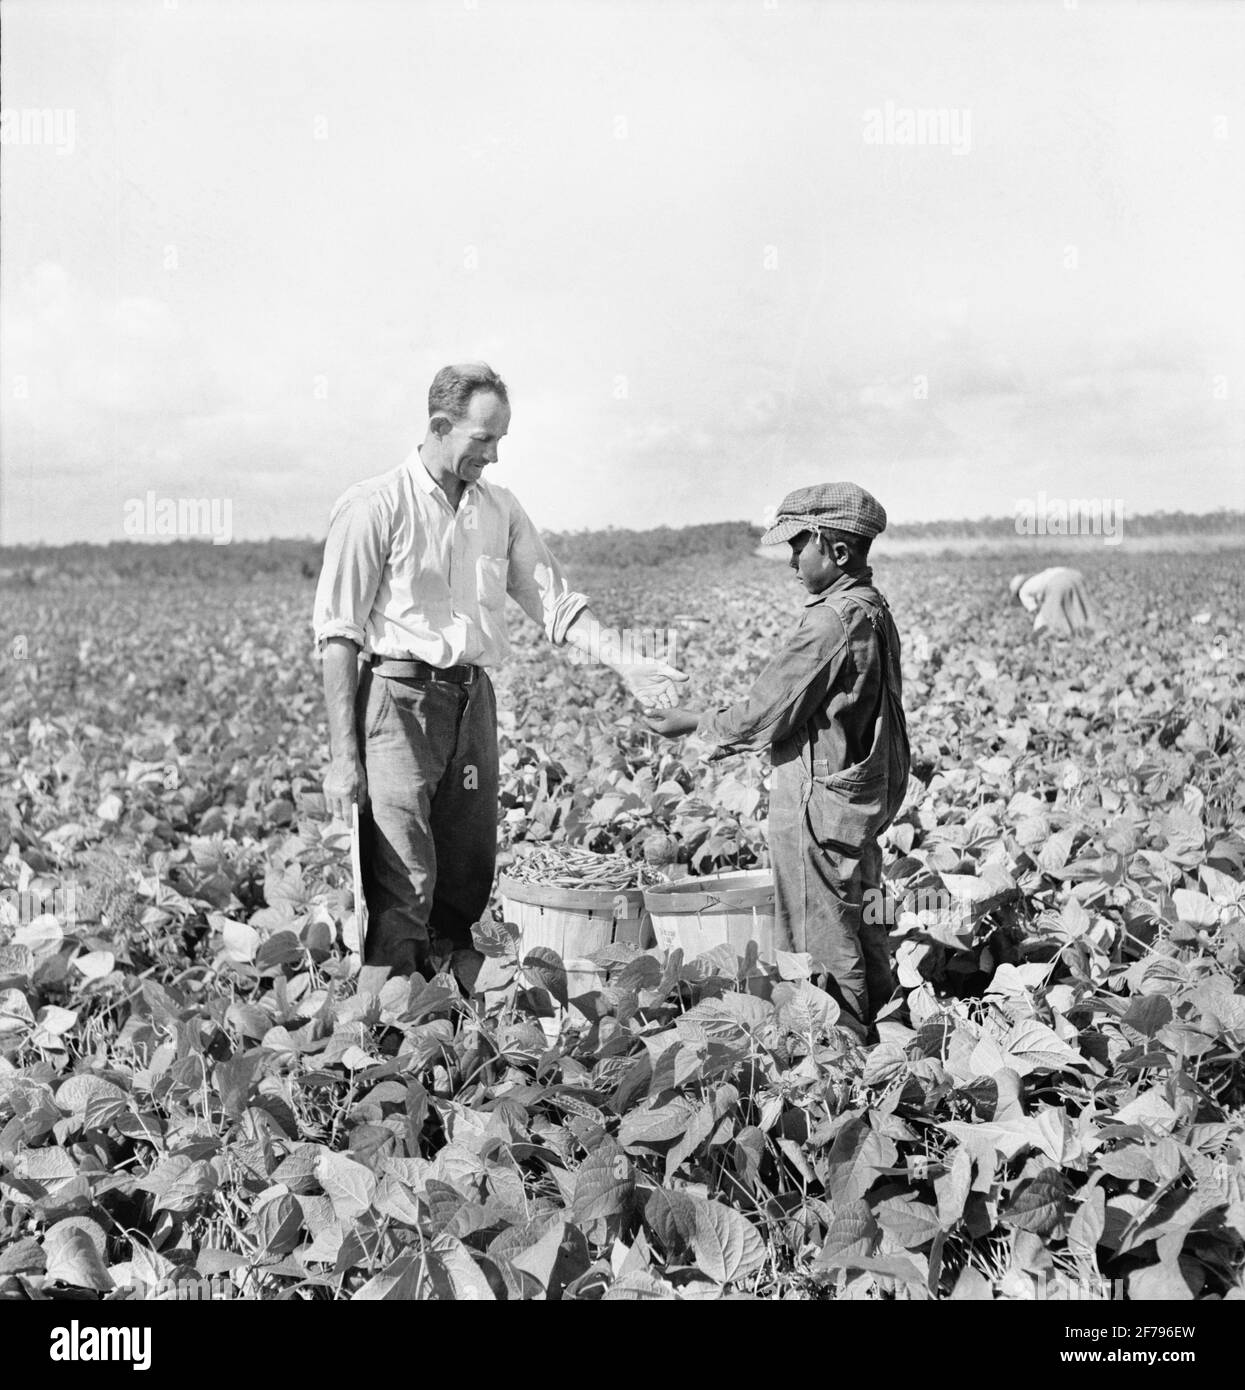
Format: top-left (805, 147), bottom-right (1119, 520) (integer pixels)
top-left (760, 482), bottom-right (888, 546)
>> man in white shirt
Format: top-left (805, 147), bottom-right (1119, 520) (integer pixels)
top-left (313, 362), bottom-right (686, 978)
top-left (1009, 566), bottom-right (1101, 637)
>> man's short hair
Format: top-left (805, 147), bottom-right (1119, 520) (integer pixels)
top-left (428, 363), bottom-right (509, 421)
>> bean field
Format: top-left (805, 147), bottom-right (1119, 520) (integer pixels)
top-left (1, 546), bottom-right (1242, 1301)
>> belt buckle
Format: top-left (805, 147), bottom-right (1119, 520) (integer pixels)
top-left (461, 664), bottom-right (478, 685)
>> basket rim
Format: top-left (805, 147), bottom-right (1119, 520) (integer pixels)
top-left (643, 869), bottom-right (774, 914)
top-left (498, 872), bottom-right (648, 915)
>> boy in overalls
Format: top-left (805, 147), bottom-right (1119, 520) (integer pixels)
top-left (645, 483), bottom-right (910, 1038)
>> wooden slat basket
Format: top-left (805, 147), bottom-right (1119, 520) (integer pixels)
top-left (496, 875), bottom-right (655, 1000)
top-left (643, 868), bottom-right (776, 961)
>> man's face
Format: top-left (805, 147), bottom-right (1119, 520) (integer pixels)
top-left (441, 390), bottom-right (510, 484)
top-left (788, 530), bottom-right (844, 593)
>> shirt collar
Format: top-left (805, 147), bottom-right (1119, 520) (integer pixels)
top-left (804, 566), bottom-right (874, 607)
top-left (405, 446), bottom-right (480, 503)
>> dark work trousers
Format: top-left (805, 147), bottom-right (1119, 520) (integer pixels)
top-left (356, 665), bottom-right (499, 975)
top-left (768, 596), bottom-right (906, 1037)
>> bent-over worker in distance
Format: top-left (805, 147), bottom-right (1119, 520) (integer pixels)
top-left (645, 483), bottom-right (910, 1040)
top-left (313, 362), bottom-right (687, 984)
top-left (1009, 566), bottom-right (1101, 637)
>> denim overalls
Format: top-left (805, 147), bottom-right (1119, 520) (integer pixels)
top-left (766, 583), bottom-right (910, 1033)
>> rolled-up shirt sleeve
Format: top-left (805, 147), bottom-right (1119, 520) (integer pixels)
top-left (698, 606), bottom-right (849, 757)
top-left (312, 486), bottom-right (389, 650)
top-left (506, 499), bottom-right (589, 645)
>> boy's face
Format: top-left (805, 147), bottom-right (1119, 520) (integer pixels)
top-left (788, 530), bottom-right (849, 593)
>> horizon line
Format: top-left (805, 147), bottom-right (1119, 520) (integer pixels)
top-left (2, 508), bottom-right (1245, 556)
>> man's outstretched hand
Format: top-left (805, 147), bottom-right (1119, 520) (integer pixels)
top-left (644, 707), bottom-right (700, 737)
top-left (615, 658), bottom-right (690, 711)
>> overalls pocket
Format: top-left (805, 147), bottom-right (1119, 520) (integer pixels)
top-left (807, 764), bottom-right (890, 854)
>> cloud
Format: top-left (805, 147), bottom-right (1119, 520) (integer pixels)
top-left (2, 263), bottom-right (227, 425)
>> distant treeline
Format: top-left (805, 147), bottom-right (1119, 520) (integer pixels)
top-left (0, 510), bottom-right (1241, 583)
top-left (540, 521), bottom-right (762, 569)
top-left (0, 538), bottom-right (326, 587)
top-left (881, 508), bottom-right (1245, 541)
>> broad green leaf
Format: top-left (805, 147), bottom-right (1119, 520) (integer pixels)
top-left (0, 988), bottom-right (36, 1034)
top-left (15, 1146), bottom-right (79, 1185)
top-left (72, 950), bottom-right (116, 980)
top-left (522, 947), bottom-right (568, 1007)
top-left (509, 1221), bottom-right (566, 1294)
top-left (433, 1234), bottom-right (496, 1301)
top-left (950, 1265), bottom-right (993, 1299)
top-left (1122, 993), bottom-right (1173, 1039)
top-left (315, 1150), bottom-right (377, 1221)
top-left (472, 953), bottom-right (518, 996)
top-left (772, 979), bottom-right (841, 1035)
top-left (352, 1250), bottom-right (425, 1300)
top-left (254, 1193), bottom-right (303, 1258)
top-left (0, 1238), bottom-right (45, 1276)
top-left (1067, 1184), bottom-right (1105, 1269)
top-left (676, 992), bottom-right (773, 1042)
top-left (134, 1155), bottom-right (219, 1214)
top-left (775, 950), bottom-right (814, 981)
top-left (1171, 888), bottom-right (1218, 927)
top-left (1114, 1087), bottom-right (1178, 1132)
top-left (940, 1119), bottom-right (1035, 1163)
top-left (824, 1118), bottom-right (896, 1205)
top-left (1038, 828), bottom-right (1076, 872)
top-left (38, 1006), bottom-right (79, 1039)
top-left (819, 1253), bottom-right (927, 1290)
top-left (256, 930), bottom-right (303, 969)
top-left (1031, 1106), bottom-right (1079, 1165)
top-left (876, 1198), bottom-right (941, 1250)
top-left (570, 1144), bottom-right (634, 1224)
top-left (689, 1196), bottom-right (767, 1285)
top-left (618, 1098), bottom-right (698, 1150)
top-left (1001, 1168), bottom-right (1066, 1236)
top-left (373, 1174), bottom-right (423, 1227)
top-left (1000, 1019), bottom-right (1084, 1073)
top-left (817, 1199), bottom-right (877, 1265)
top-left (55, 1073), bottom-right (126, 1114)
top-left (300, 1221), bottom-right (347, 1264)
top-left (13, 915), bottom-right (63, 957)
top-left (213, 1052), bottom-right (263, 1119)
top-left (664, 1102), bottom-right (716, 1180)
top-left (644, 1187), bottom-right (699, 1256)
top-left (862, 1044), bottom-right (908, 1088)
top-left (1126, 1258), bottom-right (1194, 1301)
top-left (614, 954), bottom-right (663, 993)
top-left (221, 920), bottom-right (259, 963)
top-left (936, 1146), bottom-right (972, 1228)
top-left (1095, 1145), bottom-right (1159, 1182)
top-left (128, 1242), bottom-right (177, 1291)
top-left (602, 1270), bottom-right (680, 1300)
top-left (43, 1222), bottom-right (113, 1291)
top-left (270, 1144), bottom-right (327, 1194)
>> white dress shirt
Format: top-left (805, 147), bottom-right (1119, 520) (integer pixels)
top-left (1017, 567), bottom-right (1076, 613)
top-left (313, 448), bottom-right (588, 667)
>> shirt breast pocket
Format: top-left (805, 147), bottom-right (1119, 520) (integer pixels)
top-left (476, 555), bottom-right (509, 614)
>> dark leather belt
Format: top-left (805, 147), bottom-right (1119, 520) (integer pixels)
top-left (369, 656), bottom-right (480, 684)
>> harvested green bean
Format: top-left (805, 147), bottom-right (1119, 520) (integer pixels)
top-left (505, 844), bottom-right (663, 890)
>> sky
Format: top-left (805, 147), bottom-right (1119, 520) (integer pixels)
top-left (1, 0), bottom-right (1243, 546)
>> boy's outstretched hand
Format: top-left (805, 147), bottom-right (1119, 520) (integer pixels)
top-left (644, 707), bottom-right (701, 737)
top-left (615, 657), bottom-right (689, 711)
